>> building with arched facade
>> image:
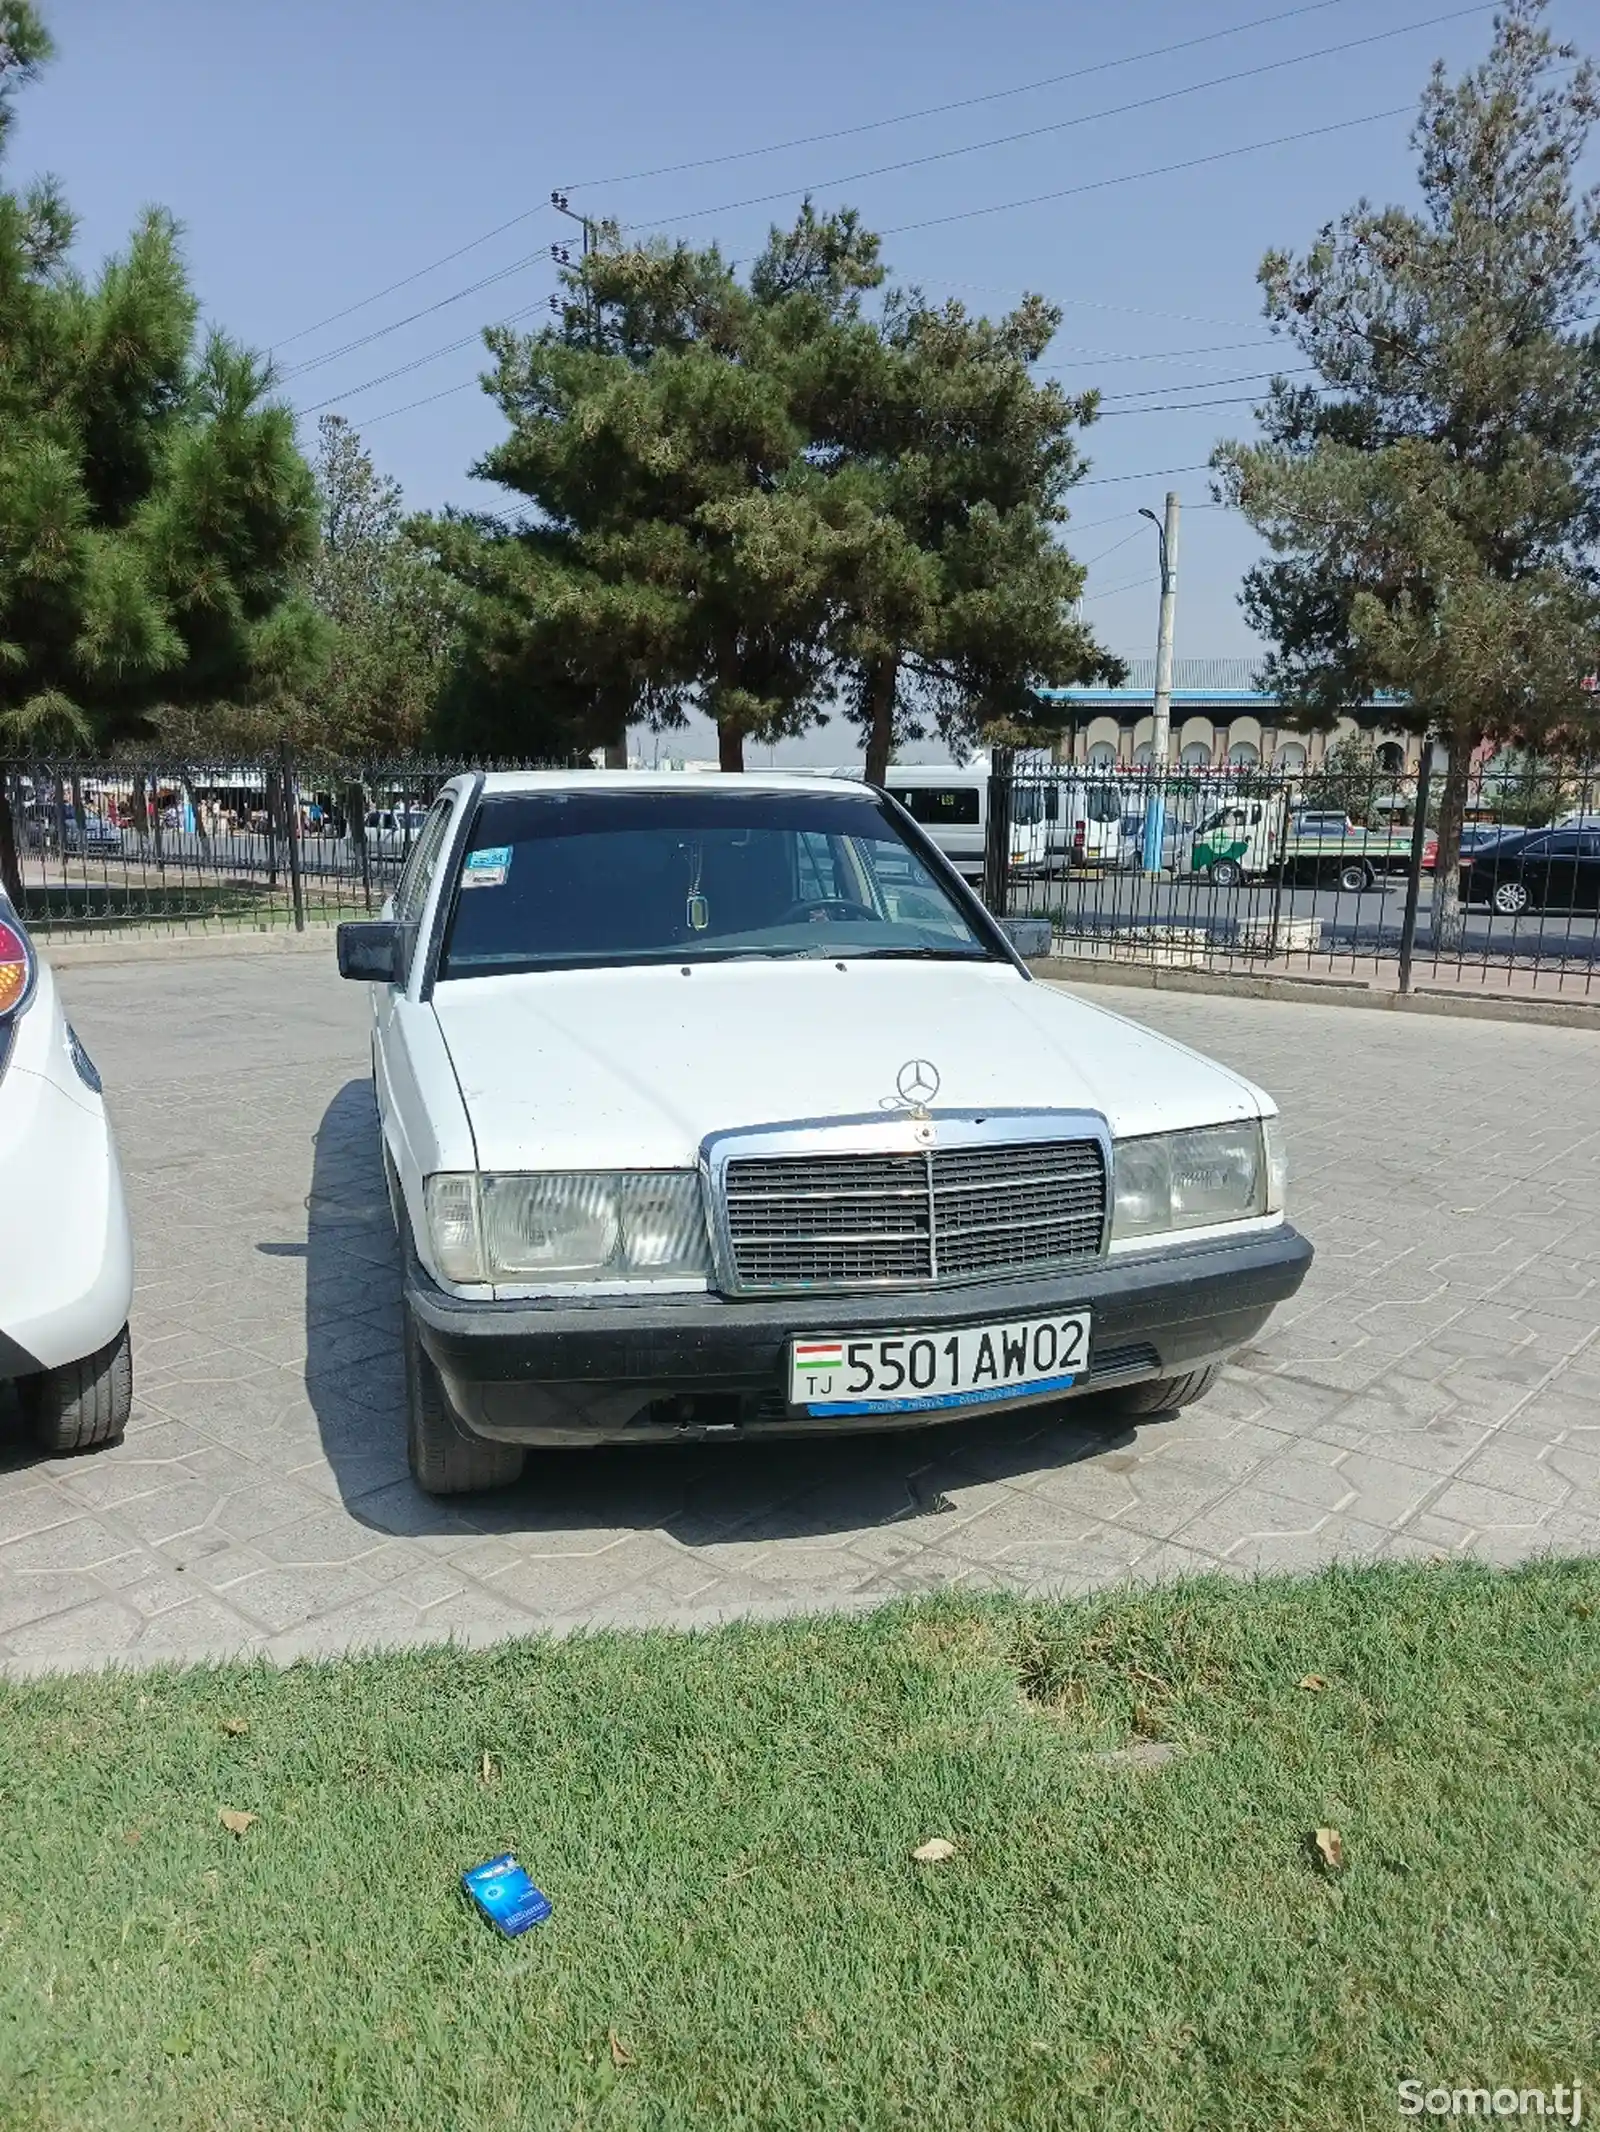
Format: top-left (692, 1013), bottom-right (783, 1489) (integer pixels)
top-left (1041, 658), bottom-right (1425, 774)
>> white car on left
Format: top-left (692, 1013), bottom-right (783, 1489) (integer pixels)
top-left (0, 897), bottom-right (134, 1452)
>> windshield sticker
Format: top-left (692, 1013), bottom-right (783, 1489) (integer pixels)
top-left (461, 844), bottom-right (512, 889)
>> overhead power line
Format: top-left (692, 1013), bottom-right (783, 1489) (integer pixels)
top-left (1076, 462), bottom-right (1214, 489)
top-left (271, 1), bottom-right (1471, 373)
top-left (270, 0), bottom-right (1360, 358)
top-left (273, 215), bottom-right (557, 356)
top-left (279, 253), bottom-right (551, 381)
top-left (1042, 336), bottom-right (1284, 370)
top-left (1078, 525), bottom-right (1148, 568)
top-left (561, 0), bottom-right (1359, 190)
top-left (292, 299), bottom-right (549, 417)
top-left (636, 8), bottom-right (1486, 236)
top-left (880, 102), bottom-right (1413, 238)
top-left (364, 380), bottom-right (485, 427)
top-left (1083, 570), bottom-right (1157, 603)
top-left (1100, 366), bottom-right (1314, 400)
top-left (1099, 391), bottom-right (1305, 416)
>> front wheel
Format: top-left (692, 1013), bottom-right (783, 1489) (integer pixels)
top-left (1208, 859), bottom-right (1243, 889)
top-left (1105, 1363), bottom-right (1222, 1418)
top-left (21, 1323), bottom-right (133, 1454)
top-left (1492, 879), bottom-right (1531, 916)
top-left (405, 1311), bottom-right (524, 1495)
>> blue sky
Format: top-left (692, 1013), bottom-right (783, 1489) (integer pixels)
top-left (13, 0), bottom-right (1594, 759)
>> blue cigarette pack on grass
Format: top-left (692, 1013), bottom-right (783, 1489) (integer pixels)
top-left (462, 1854), bottom-right (552, 1936)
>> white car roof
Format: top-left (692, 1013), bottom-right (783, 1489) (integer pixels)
top-left (474, 769), bottom-right (868, 796)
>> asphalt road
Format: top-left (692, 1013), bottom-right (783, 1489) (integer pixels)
top-left (1016, 869), bottom-right (1600, 967)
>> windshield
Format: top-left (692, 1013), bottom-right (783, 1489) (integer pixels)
top-left (438, 788), bottom-right (998, 978)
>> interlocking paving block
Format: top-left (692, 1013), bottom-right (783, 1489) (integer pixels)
top-left (1, 957), bottom-right (1596, 1671)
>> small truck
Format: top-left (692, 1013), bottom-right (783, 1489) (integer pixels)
top-left (1190, 794), bottom-right (1433, 891)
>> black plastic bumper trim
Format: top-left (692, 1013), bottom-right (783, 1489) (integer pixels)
top-left (405, 1224), bottom-right (1312, 1438)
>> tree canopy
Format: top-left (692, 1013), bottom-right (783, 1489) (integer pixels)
top-left (292, 415), bottom-right (457, 754)
top-left (428, 203), bottom-right (1116, 771)
top-left (1213, 0), bottom-right (1600, 944)
top-left (0, 1), bottom-right (323, 890)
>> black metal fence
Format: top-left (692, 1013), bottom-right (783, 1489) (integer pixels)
top-left (4, 745), bottom-right (1599, 999)
top-left (0, 753), bottom-right (558, 940)
top-left (984, 745), bottom-right (1600, 998)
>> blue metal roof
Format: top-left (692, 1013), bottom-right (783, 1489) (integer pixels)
top-left (1041, 656), bottom-right (1403, 711)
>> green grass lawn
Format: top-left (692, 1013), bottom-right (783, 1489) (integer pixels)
top-left (2, 1562), bottom-right (1596, 2131)
top-left (18, 881), bottom-right (360, 938)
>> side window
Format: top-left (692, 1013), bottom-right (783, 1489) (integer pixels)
top-left (1580, 835), bottom-right (1600, 861)
top-left (394, 796), bottom-right (454, 928)
top-left (1519, 837), bottom-right (1550, 860)
top-left (896, 786), bottom-right (981, 827)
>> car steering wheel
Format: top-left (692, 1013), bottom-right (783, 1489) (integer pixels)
top-left (779, 897), bottom-right (881, 926)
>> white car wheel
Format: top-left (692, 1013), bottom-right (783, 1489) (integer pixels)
top-left (22, 1322), bottom-right (133, 1454)
top-left (1492, 879), bottom-right (1530, 916)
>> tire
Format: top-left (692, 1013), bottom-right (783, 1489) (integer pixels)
top-left (405, 1309), bottom-right (524, 1495)
top-left (1337, 861), bottom-right (1372, 893)
top-left (1492, 879), bottom-right (1530, 916)
top-left (1105, 1362), bottom-right (1222, 1418)
top-left (1208, 859), bottom-right (1243, 889)
top-left (21, 1323), bottom-right (133, 1454)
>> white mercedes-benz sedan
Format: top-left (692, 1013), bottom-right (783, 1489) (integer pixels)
top-left (0, 897), bottom-right (134, 1452)
top-left (338, 772), bottom-right (1311, 1495)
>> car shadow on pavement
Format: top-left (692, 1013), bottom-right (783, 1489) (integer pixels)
top-left (299, 1078), bottom-right (1139, 1553)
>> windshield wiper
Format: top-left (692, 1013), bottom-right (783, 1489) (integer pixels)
top-left (835, 946), bottom-right (990, 962)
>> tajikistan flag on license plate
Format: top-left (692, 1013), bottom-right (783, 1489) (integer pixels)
top-left (792, 1342), bottom-right (845, 1375)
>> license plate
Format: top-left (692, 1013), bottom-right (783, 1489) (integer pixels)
top-left (789, 1310), bottom-right (1090, 1416)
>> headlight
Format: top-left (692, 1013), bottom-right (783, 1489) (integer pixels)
top-left (423, 1172), bottom-right (712, 1285)
top-left (1111, 1121), bottom-right (1272, 1242)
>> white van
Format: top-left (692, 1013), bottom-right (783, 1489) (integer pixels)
top-left (1029, 775), bottom-right (1126, 872)
top-left (870, 766), bottom-right (1052, 882)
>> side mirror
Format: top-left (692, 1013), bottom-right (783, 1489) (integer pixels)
top-left (337, 920), bottom-right (413, 984)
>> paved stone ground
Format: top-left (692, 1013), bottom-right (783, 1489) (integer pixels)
top-left (2, 955), bottom-right (1597, 1673)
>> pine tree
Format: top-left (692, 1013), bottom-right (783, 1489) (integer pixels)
top-left (435, 203), bottom-right (1115, 772)
top-left (1214, 0), bottom-right (1600, 947)
top-left (789, 284), bottom-right (1116, 783)
top-left (0, 2), bottom-right (323, 896)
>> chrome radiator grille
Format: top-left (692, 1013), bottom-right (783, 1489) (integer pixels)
top-left (722, 1137), bottom-right (1107, 1291)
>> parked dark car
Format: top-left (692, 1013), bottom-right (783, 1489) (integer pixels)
top-left (1459, 827), bottom-right (1600, 915)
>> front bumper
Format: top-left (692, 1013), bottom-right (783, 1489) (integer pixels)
top-left (406, 1223), bottom-right (1313, 1445)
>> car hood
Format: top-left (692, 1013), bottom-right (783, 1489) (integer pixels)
top-left (430, 960), bottom-right (1269, 1173)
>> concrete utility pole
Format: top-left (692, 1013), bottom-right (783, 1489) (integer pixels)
top-left (550, 192), bottom-right (601, 351)
top-left (553, 192), bottom-right (628, 769)
top-left (1138, 491), bottom-right (1180, 873)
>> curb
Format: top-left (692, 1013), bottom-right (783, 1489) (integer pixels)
top-left (30, 926), bottom-right (1600, 1032)
top-left (41, 925), bottom-right (339, 969)
top-left (1030, 956), bottom-right (1600, 1032)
